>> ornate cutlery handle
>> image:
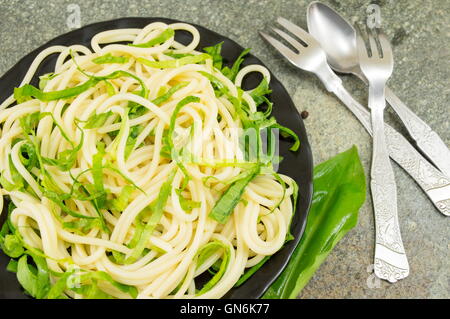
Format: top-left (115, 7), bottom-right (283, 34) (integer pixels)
top-left (385, 87), bottom-right (450, 177)
top-left (369, 85), bottom-right (408, 282)
top-left (333, 85), bottom-right (450, 216)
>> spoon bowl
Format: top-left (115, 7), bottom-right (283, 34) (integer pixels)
top-left (306, 1), bottom-right (361, 76)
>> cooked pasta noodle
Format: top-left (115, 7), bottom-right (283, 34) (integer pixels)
top-left (0, 22), bottom-right (298, 299)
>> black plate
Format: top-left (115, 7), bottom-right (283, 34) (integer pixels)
top-left (0, 18), bottom-right (313, 299)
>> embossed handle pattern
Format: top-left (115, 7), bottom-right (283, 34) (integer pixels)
top-left (334, 85), bottom-right (450, 216)
top-left (385, 87), bottom-right (450, 177)
top-left (384, 127), bottom-right (450, 215)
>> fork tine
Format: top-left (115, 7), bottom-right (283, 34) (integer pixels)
top-left (259, 31), bottom-right (298, 64)
top-left (271, 27), bottom-right (304, 51)
top-left (356, 33), bottom-right (369, 58)
top-left (367, 31), bottom-right (380, 58)
top-left (377, 31), bottom-right (393, 62)
top-left (276, 17), bottom-right (317, 45)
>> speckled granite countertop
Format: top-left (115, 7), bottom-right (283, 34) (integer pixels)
top-left (0, 0), bottom-right (448, 298)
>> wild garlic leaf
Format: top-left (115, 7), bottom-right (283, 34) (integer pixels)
top-left (262, 146), bottom-right (366, 299)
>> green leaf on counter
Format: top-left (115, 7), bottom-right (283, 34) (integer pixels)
top-left (263, 145), bottom-right (366, 299)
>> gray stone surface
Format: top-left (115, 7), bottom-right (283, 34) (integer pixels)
top-left (0, 0), bottom-right (448, 298)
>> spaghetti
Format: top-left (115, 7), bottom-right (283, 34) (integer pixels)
top-left (0, 22), bottom-right (298, 299)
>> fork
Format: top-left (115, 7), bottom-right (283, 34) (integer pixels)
top-left (260, 18), bottom-right (450, 219)
top-left (356, 29), bottom-right (409, 282)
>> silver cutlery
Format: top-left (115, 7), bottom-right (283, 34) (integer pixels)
top-left (356, 28), bottom-right (408, 282)
top-left (307, 1), bottom-right (450, 177)
top-left (260, 18), bottom-right (450, 218)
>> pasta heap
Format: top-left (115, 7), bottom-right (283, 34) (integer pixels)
top-left (0, 22), bottom-right (299, 299)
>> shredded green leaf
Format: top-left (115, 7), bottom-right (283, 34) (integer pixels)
top-left (19, 141), bottom-right (39, 170)
top-left (175, 189), bottom-right (200, 212)
top-left (62, 218), bottom-right (104, 235)
top-left (19, 111), bottom-right (40, 134)
top-left (84, 111), bottom-right (114, 129)
top-left (1, 233), bottom-right (25, 258)
top-left (107, 109), bottom-right (129, 160)
top-left (47, 269), bottom-right (137, 299)
top-left (109, 185), bottom-right (135, 213)
top-left (15, 67), bottom-right (148, 102)
top-left (38, 114), bottom-right (84, 171)
top-left (203, 42), bottom-right (224, 69)
top-left (92, 53), bottom-right (129, 64)
top-left (15, 78), bottom-right (98, 103)
top-left (0, 157), bottom-right (25, 191)
top-left (198, 71), bottom-right (230, 97)
top-left (250, 78), bottom-right (272, 107)
top-left (222, 48), bottom-right (250, 81)
top-left (196, 240), bottom-right (231, 295)
top-left (235, 256), bottom-right (270, 287)
top-left (270, 123), bottom-right (300, 152)
top-left (152, 82), bottom-right (188, 106)
top-left (129, 28), bottom-right (174, 48)
top-left (39, 73), bottom-right (57, 90)
top-left (92, 145), bottom-right (107, 209)
top-left (167, 96), bottom-right (200, 186)
top-left (125, 169), bottom-right (176, 263)
top-left (209, 164), bottom-right (261, 224)
top-left (124, 125), bottom-right (144, 160)
top-left (41, 189), bottom-right (96, 219)
top-left (164, 52), bottom-right (194, 59)
top-left (138, 53), bottom-right (210, 69)
top-left (6, 259), bottom-right (18, 273)
top-left (16, 252), bottom-right (51, 299)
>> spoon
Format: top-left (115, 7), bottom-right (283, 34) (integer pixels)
top-left (306, 1), bottom-right (450, 177)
